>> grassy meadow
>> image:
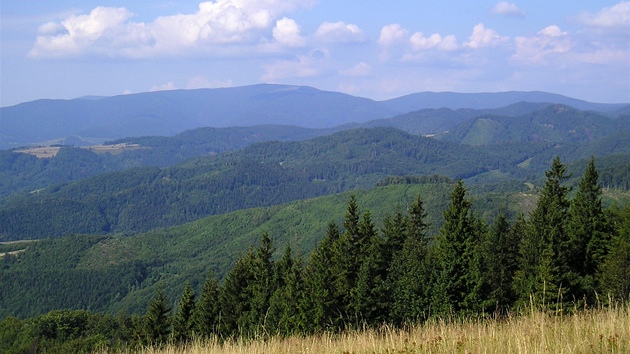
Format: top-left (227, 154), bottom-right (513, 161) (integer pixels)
top-left (107, 304), bottom-right (629, 354)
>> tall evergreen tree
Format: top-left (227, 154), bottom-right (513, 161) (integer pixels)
top-left (304, 221), bottom-right (348, 331)
top-left (219, 247), bottom-right (255, 337)
top-left (598, 206), bottom-right (630, 302)
top-left (194, 272), bottom-right (220, 339)
top-left (245, 232), bottom-right (275, 336)
top-left (172, 282), bottom-right (196, 343)
top-left (387, 193), bottom-right (431, 325)
top-left (482, 212), bottom-right (520, 313)
top-left (514, 157), bottom-right (571, 308)
top-left (432, 180), bottom-right (481, 315)
top-left (143, 287), bottom-right (171, 346)
top-left (268, 243), bottom-right (305, 336)
top-left (381, 210), bottom-right (408, 270)
top-left (568, 157), bottom-right (609, 299)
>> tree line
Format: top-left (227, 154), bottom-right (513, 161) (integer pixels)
top-left (1, 157), bottom-right (629, 352)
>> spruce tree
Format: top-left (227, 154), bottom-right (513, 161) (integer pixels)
top-left (432, 180), bottom-right (481, 315)
top-left (219, 247), bottom-right (255, 337)
top-left (598, 206), bottom-right (630, 302)
top-left (304, 221), bottom-right (348, 331)
top-left (387, 193), bottom-right (431, 325)
top-left (143, 287), bottom-right (171, 346)
top-left (515, 157), bottom-right (571, 308)
top-left (172, 283), bottom-right (196, 343)
top-left (194, 272), bottom-right (220, 339)
top-left (248, 232), bottom-right (275, 335)
top-left (568, 157), bottom-right (609, 299)
top-left (483, 212), bottom-right (520, 313)
top-left (268, 243), bottom-right (305, 336)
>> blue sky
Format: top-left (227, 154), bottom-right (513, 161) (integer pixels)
top-left (1, 1), bottom-right (628, 106)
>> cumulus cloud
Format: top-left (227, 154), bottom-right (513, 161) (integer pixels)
top-left (378, 24), bottom-right (409, 46)
top-left (492, 2), bottom-right (525, 17)
top-left (464, 23), bottom-right (508, 48)
top-left (577, 1), bottom-right (629, 28)
top-left (314, 21), bottom-right (366, 43)
top-left (29, 0), bottom-right (314, 58)
top-left (410, 32), bottom-right (459, 51)
top-left (512, 25), bottom-right (573, 63)
top-left (273, 17), bottom-right (305, 47)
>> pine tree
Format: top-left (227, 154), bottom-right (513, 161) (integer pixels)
top-left (432, 180), bottom-right (481, 315)
top-left (304, 221), bottom-right (348, 331)
top-left (246, 232), bottom-right (275, 335)
top-left (268, 243), bottom-right (305, 336)
top-left (598, 206), bottom-right (630, 302)
top-left (194, 272), bottom-right (220, 339)
top-left (387, 193), bottom-right (431, 325)
top-left (350, 232), bottom-right (386, 325)
top-left (172, 282), bottom-right (196, 343)
top-left (219, 247), bottom-right (255, 337)
top-left (381, 210), bottom-right (407, 270)
top-left (483, 212), bottom-right (520, 313)
top-left (568, 157), bottom-right (609, 299)
top-left (143, 287), bottom-right (171, 346)
top-left (515, 157), bottom-right (571, 308)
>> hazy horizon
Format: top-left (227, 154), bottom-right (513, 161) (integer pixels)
top-left (1, 1), bottom-right (628, 107)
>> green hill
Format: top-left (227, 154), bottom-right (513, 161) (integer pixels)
top-left (2, 127), bottom-right (629, 240)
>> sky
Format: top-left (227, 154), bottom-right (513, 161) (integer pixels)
top-left (1, 0), bottom-right (629, 107)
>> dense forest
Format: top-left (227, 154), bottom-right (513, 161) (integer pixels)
top-left (1, 157), bottom-right (629, 353)
top-left (2, 127), bottom-right (630, 240)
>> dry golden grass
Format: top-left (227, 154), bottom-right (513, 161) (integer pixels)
top-left (105, 304), bottom-right (629, 354)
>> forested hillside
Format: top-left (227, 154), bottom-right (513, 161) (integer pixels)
top-left (2, 126), bottom-right (630, 240)
top-left (1, 158), bottom-right (628, 353)
top-left (437, 105), bottom-right (630, 145)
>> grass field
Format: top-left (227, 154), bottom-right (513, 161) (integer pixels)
top-left (106, 304), bottom-right (629, 354)
top-left (16, 143), bottom-right (144, 158)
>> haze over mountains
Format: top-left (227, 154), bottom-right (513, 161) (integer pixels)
top-left (1, 84), bottom-right (627, 150)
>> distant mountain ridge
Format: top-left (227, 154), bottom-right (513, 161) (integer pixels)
top-left (1, 84), bottom-right (627, 149)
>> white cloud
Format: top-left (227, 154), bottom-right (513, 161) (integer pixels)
top-left (273, 17), bottom-right (305, 47)
top-left (512, 25), bottom-right (573, 64)
top-left (314, 21), bottom-right (366, 43)
top-left (340, 62), bottom-right (372, 76)
top-left (378, 24), bottom-right (408, 46)
top-left (577, 1), bottom-right (629, 28)
top-left (464, 23), bottom-right (508, 49)
top-left (410, 32), bottom-right (459, 51)
top-left (492, 2), bottom-right (525, 17)
top-left (29, 0), bottom-right (314, 58)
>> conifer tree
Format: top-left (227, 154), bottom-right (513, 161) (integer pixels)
top-left (350, 231), bottom-right (386, 325)
top-left (514, 157), bottom-right (571, 308)
top-left (247, 232), bottom-right (275, 335)
top-left (172, 282), bottom-right (196, 343)
top-left (387, 194), bottom-right (431, 325)
top-left (482, 212), bottom-right (519, 312)
top-left (143, 287), bottom-right (171, 345)
top-left (432, 180), bottom-right (481, 315)
top-left (268, 243), bottom-right (305, 336)
top-left (219, 247), bottom-right (255, 336)
top-left (381, 210), bottom-right (408, 270)
top-left (568, 157), bottom-right (609, 298)
top-left (598, 206), bottom-right (630, 301)
top-left (194, 272), bottom-right (220, 339)
top-left (304, 221), bottom-right (348, 331)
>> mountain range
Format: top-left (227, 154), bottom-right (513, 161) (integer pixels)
top-left (2, 84), bottom-right (627, 149)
